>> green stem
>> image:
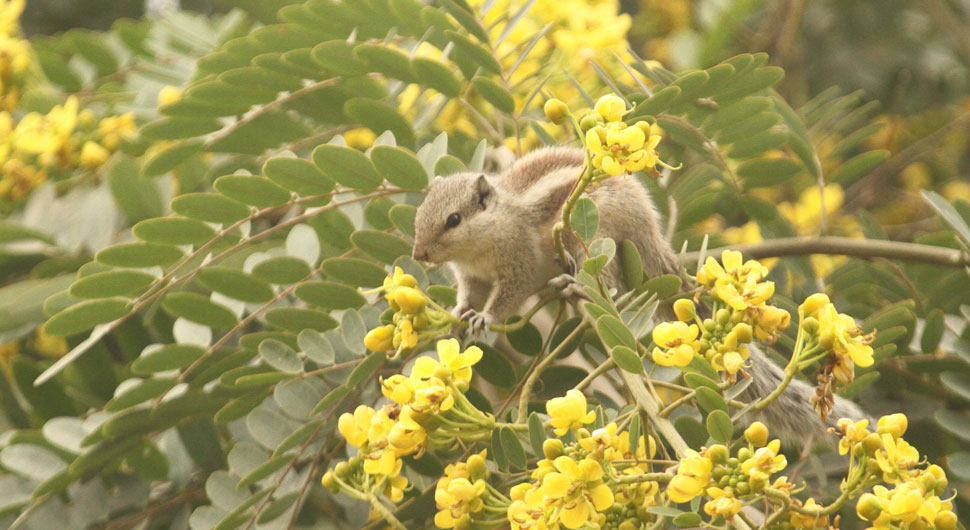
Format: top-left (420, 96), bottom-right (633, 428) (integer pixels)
top-left (573, 357), bottom-right (616, 390)
top-left (515, 321), bottom-right (590, 424)
top-left (752, 318), bottom-right (808, 412)
top-left (366, 495), bottom-right (407, 530)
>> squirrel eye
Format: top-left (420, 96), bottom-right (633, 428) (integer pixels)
top-left (445, 212), bottom-right (461, 229)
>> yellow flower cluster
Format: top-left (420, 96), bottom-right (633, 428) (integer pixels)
top-left (833, 413), bottom-right (956, 530)
top-left (580, 95), bottom-right (668, 178)
top-left (799, 292), bottom-right (875, 385)
top-left (434, 451), bottom-right (494, 529)
top-left (364, 268), bottom-right (454, 357)
top-left (323, 339), bottom-right (491, 503)
top-left (0, 0), bottom-right (28, 111)
top-left (508, 410), bottom-right (659, 530)
top-left (668, 422), bottom-right (791, 521)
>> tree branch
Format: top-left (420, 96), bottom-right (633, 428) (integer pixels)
top-left (682, 236), bottom-right (969, 268)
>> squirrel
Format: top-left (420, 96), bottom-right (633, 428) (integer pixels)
top-left (412, 146), bottom-right (868, 445)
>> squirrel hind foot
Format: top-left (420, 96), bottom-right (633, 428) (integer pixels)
top-left (460, 309), bottom-right (494, 337)
top-left (548, 273), bottom-right (590, 301)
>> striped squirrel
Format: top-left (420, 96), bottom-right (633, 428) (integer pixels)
top-left (412, 146), bottom-right (868, 444)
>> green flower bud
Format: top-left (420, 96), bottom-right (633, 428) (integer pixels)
top-left (716, 308), bottom-right (731, 325)
top-left (744, 422), bottom-right (769, 447)
top-left (321, 470), bottom-right (339, 492)
top-left (856, 493), bottom-right (884, 522)
top-left (862, 432), bottom-right (883, 455)
top-left (544, 98), bottom-right (570, 124)
top-left (707, 444), bottom-right (729, 464)
top-left (673, 299), bottom-right (696, 322)
top-left (467, 454), bottom-right (487, 480)
top-left (936, 510), bottom-right (957, 530)
top-left (543, 438), bottom-right (564, 460)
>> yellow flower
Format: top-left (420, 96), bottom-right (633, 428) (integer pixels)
top-left (817, 303), bottom-right (874, 367)
top-left (541, 456), bottom-right (614, 529)
top-left (393, 319), bottom-right (418, 350)
top-left (337, 405), bottom-right (375, 448)
top-left (543, 98), bottom-right (569, 124)
top-left (157, 85), bottom-right (182, 107)
top-left (875, 433), bottom-right (920, 483)
top-left (365, 324), bottom-right (395, 352)
top-left (393, 286), bottom-right (428, 314)
top-left (593, 94), bottom-right (625, 122)
top-left (668, 450), bottom-right (712, 503)
top-left (79, 141), bottom-right (110, 168)
top-left (673, 298), bottom-right (696, 322)
top-left (344, 127), bottom-right (377, 149)
top-left (703, 488), bottom-right (742, 518)
top-left (387, 405), bottom-right (426, 455)
top-left (836, 418), bottom-right (870, 455)
top-left (799, 293), bottom-right (831, 318)
top-left (740, 439), bottom-right (787, 483)
top-left (790, 498), bottom-right (828, 529)
top-left (412, 338), bottom-right (482, 384)
top-left (744, 421), bottom-right (769, 447)
top-left (651, 321), bottom-right (700, 367)
top-left (586, 121), bottom-right (663, 176)
top-left (696, 250), bottom-right (774, 311)
top-left (546, 389), bottom-right (596, 436)
top-left (411, 377), bottom-right (455, 413)
top-left (876, 413), bottom-right (907, 439)
top-left (98, 113), bottom-right (136, 151)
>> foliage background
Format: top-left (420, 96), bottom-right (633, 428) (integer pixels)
top-left (1, 0), bottom-right (969, 528)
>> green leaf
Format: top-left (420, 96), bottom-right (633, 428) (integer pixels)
top-left (354, 43), bottom-right (417, 82)
top-left (162, 292), bottom-right (239, 329)
top-left (695, 386), bottom-right (728, 413)
top-left (389, 204), bottom-right (417, 237)
top-left (96, 242), bottom-right (184, 268)
top-left (344, 98), bottom-right (416, 149)
top-left (948, 451), bottom-right (970, 482)
top-left (259, 339), bottom-right (303, 374)
top-left (831, 149), bottom-right (890, 184)
top-left (105, 377), bottom-right (177, 412)
top-left (294, 281), bottom-right (366, 310)
top-left (311, 385), bottom-right (350, 416)
top-left (684, 373), bottom-right (719, 391)
top-left (171, 193), bottom-right (252, 224)
top-left (141, 117), bottom-right (222, 141)
top-left (438, 0), bottom-right (490, 42)
top-left (44, 298), bottom-right (129, 336)
top-left (108, 157), bottom-right (164, 223)
top-left (370, 146), bottom-right (429, 190)
top-left (215, 390), bottom-right (272, 424)
top-left (506, 318), bottom-right (542, 355)
top-left (197, 267), bottom-right (275, 303)
top-left (673, 513), bottom-right (703, 527)
top-left (628, 85), bottom-right (681, 118)
top-left (726, 130), bottom-right (788, 159)
top-left (445, 30), bottom-right (501, 74)
top-left (596, 315), bottom-right (636, 350)
top-left (940, 372), bottom-right (970, 403)
top-left (311, 40), bottom-right (367, 75)
top-left (737, 157), bottom-right (802, 189)
top-left (570, 197), bottom-right (599, 243)
top-left (263, 157), bottom-right (335, 197)
top-left (142, 140), bottom-right (203, 177)
top-left (251, 256), bottom-right (312, 285)
top-left (921, 309), bottom-right (944, 353)
top-left (299, 330), bottom-right (335, 364)
top-left (583, 238), bottom-right (615, 275)
top-left (133, 217), bottom-right (216, 246)
top-left (0, 444), bottom-right (66, 482)
top-left (528, 412), bottom-right (544, 456)
top-left (620, 240), bottom-right (644, 291)
top-left (706, 409), bottom-right (733, 443)
top-left (703, 97), bottom-right (773, 133)
top-left (500, 426), bottom-right (526, 470)
top-left (923, 190), bottom-right (970, 248)
top-left (628, 415), bottom-right (641, 457)
top-left (934, 409), bottom-right (970, 442)
top-left (350, 230), bottom-right (412, 264)
top-left (611, 345), bottom-right (643, 374)
top-left (434, 155), bottom-right (466, 176)
top-left (412, 57), bottom-right (461, 97)
top-left (69, 270), bottom-right (156, 299)
top-left (273, 419), bottom-right (323, 458)
top-left (716, 66), bottom-right (785, 101)
top-left (265, 308), bottom-right (337, 333)
top-left (348, 353), bottom-right (386, 387)
top-left (321, 257), bottom-right (387, 287)
top-left (132, 344), bottom-right (205, 375)
top-left (0, 221), bottom-right (53, 244)
top-left (312, 144), bottom-right (383, 191)
top-left (472, 76), bottom-right (515, 113)
top-left (473, 341), bottom-right (515, 388)
top-left (490, 427), bottom-right (507, 471)
top-left (214, 175), bottom-right (292, 208)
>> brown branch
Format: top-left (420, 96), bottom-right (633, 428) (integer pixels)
top-left (683, 236), bottom-right (970, 268)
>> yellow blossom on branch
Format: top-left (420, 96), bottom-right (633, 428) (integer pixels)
top-left (546, 389), bottom-right (595, 436)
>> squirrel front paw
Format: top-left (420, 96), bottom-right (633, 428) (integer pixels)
top-left (460, 309), bottom-right (494, 336)
top-left (555, 252), bottom-right (579, 276)
top-left (548, 273), bottom-right (590, 301)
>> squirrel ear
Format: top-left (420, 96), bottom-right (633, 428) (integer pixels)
top-left (475, 174), bottom-right (492, 208)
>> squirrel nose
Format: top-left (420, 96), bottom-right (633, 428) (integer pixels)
top-left (412, 246), bottom-right (428, 261)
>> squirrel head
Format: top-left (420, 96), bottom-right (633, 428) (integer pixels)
top-left (412, 172), bottom-right (497, 263)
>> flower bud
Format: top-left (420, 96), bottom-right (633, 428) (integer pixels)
top-left (594, 94), bottom-right (626, 122)
top-left (158, 85), bottom-right (182, 107)
top-left (334, 461), bottom-right (349, 478)
top-left (733, 322), bottom-right (753, 343)
top-left (737, 447), bottom-right (752, 462)
top-left (707, 445), bottom-right (729, 464)
top-left (855, 493), bottom-right (884, 522)
top-left (543, 98), bottom-right (569, 124)
top-left (862, 432), bottom-right (883, 455)
top-left (716, 308), bottom-right (731, 326)
top-left (801, 316), bottom-right (819, 334)
top-left (321, 470), bottom-right (339, 492)
top-left (936, 510), bottom-right (958, 530)
top-left (673, 299), bottom-right (696, 322)
top-left (876, 413), bottom-right (907, 439)
top-left (364, 324), bottom-right (395, 352)
top-left (394, 286), bottom-right (428, 314)
top-left (579, 111), bottom-right (603, 131)
top-left (467, 454), bottom-right (487, 480)
top-left (80, 141), bottom-right (110, 168)
top-left (744, 421), bottom-right (769, 447)
top-left (799, 293), bottom-right (830, 318)
top-left (543, 438), bottom-right (564, 460)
